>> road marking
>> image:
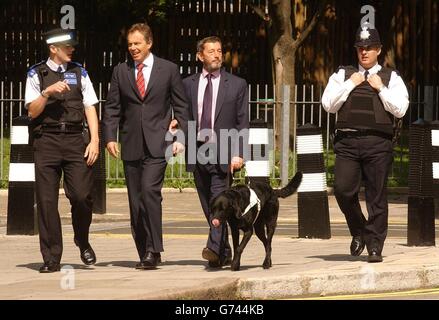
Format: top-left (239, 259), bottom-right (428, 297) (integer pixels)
top-left (292, 287), bottom-right (439, 300)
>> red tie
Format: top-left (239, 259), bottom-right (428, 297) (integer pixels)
top-left (136, 63), bottom-right (145, 98)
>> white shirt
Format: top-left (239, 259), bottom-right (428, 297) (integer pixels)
top-left (197, 68), bottom-right (221, 131)
top-left (134, 53), bottom-right (154, 91)
top-left (321, 63), bottom-right (409, 118)
top-left (25, 58), bottom-right (99, 108)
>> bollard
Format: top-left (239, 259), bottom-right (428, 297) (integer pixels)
top-left (245, 119), bottom-right (271, 185)
top-left (7, 116), bottom-right (38, 235)
top-left (430, 120), bottom-right (439, 219)
top-left (296, 123), bottom-right (331, 239)
top-left (91, 122), bottom-right (106, 214)
top-left (407, 119), bottom-right (435, 246)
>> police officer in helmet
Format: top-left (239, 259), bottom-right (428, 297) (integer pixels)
top-left (322, 22), bottom-right (409, 263)
top-left (25, 28), bottom-right (99, 272)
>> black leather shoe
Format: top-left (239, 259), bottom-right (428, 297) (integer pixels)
top-left (39, 262), bottom-right (61, 273)
top-left (367, 249), bottom-right (383, 263)
top-left (350, 236), bottom-right (365, 256)
top-left (140, 252), bottom-right (161, 268)
top-left (80, 246), bottom-right (96, 265)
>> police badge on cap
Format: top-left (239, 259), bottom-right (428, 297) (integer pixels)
top-left (354, 23), bottom-right (381, 47)
top-left (44, 28), bottom-right (78, 46)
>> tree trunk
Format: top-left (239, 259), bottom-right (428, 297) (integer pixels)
top-left (269, 0), bottom-right (325, 150)
top-left (270, 0), bottom-right (294, 148)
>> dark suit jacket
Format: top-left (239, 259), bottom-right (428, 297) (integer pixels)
top-left (103, 55), bottom-right (189, 161)
top-left (183, 69), bottom-right (249, 173)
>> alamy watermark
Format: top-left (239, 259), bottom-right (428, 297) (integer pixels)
top-left (60, 5), bottom-right (75, 30)
top-left (60, 265), bottom-right (75, 290)
top-left (360, 5), bottom-right (375, 29)
top-left (164, 120), bottom-right (273, 165)
top-left (360, 265), bottom-right (376, 290)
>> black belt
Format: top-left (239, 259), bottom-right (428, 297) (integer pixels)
top-left (335, 129), bottom-right (393, 140)
top-left (41, 123), bottom-right (83, 133)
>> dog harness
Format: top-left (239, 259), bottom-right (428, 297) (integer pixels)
top-left (242, 188), bottom-right (261, 223)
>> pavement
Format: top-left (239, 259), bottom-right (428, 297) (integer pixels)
top-left (0, 188), bottom-right (439, 300)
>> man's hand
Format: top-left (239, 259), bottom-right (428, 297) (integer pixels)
top-left (106, 141), bottom-right (120, 158)
top-left (84, 140), bottom-right (99, 166)
top-left (349, 72), bottom-right (365, 86)
top-left (230, 156), bottom-right (244, 173)
top-left (172, 141), bottom-right (185, 156)
top-left (45, 80), bottom-right (71, 96)
top-left (368, 74), bottom-right (384, 92)
top-left (169, 119), bottom-right (179, 135)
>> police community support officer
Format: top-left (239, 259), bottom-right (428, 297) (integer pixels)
top-left (322, 23), bottom-right (409, 263)
top-left (25, 28), bottom-right (99, 273)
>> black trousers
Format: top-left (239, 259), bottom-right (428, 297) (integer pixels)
top-left (333, 135), bottom-right (393, 254)
top-left (33, 132), bottom-right (93, 264)
top-left (193, 162), bottom-right (232, 260)
top-left (123, 143), bottom-right (167, 260)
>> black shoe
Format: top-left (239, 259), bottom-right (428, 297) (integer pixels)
top-left (138, 252), bottom-right (161, 269)
top-left (367, 249), bottom-right (383, 263)
top-left (80, 246), bottom-right (96, 265)
top-left (39, 262), bottom-right (61, 273)
top-left (350, 236), bottom-right (365, 256)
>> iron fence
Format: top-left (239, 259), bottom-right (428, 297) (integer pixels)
top-left (1, 81), bottom-right (437, 187)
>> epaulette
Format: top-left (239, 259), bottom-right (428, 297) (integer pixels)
top-left (71, 61), bottom-right (88, 77)
top-left (27, 61), bottom-right (46, 77)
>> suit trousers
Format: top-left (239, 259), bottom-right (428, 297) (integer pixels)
top-left (123, 143), bottom-right (167, 260)
top-left (333, 135), bottom-right (393, 254)
top-left (33, 132), bottom-right (93, 264)
top-left (193, 162), bottom-right (232, 260)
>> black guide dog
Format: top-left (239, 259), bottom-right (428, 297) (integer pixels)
top-left (210, 172), bottom-right (303, 271)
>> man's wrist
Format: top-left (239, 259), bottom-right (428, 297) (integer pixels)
top-left (378, 85), bottom-right (386, 93)
top-left (41, 89), bottom-right (49, 98)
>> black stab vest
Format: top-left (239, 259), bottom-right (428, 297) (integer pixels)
top-left (33, 62), bottom-right (84, 127)
top-left (336, 65), bottom-right (394, 135)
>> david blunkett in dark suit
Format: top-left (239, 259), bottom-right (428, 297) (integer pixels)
top-left (183, 36), bottom-right (249, 268)
top-left (103, 23), bottom-right (189, 269)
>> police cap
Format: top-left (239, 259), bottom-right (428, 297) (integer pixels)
top-left (44, 28), bottom-right (78, 46)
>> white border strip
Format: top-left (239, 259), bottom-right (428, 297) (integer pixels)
top-left (432, 130), bottom-right (439, 147)
top-left (245, 161), bottom-right (270, 177)
top-left (297, 135), bottom-right (323, 154)
top-left (433, 162), bottom-right (439, 179)
top-left (249, 128), bottom-right (269, 145)
top-left (9, 163), bottom-right (35, 182)
top-left (297, 172), bottom-right (327, 192)
top-left (11, 126), bottom-right (29, 145)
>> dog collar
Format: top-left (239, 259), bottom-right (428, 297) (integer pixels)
top-left (242, 188), bottom-right (261, 221)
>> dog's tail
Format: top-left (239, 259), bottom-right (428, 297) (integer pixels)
top-left (274, 171), bottom-right (303, 198)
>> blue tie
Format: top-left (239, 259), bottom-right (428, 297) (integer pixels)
top-left (200, 73), bottom-right (212, 132)
top-left (57, 66), bottom-right (63, 73)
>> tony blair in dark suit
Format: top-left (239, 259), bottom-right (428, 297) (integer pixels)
top-left (103, 23), bottom-right (189, 269)
top-left (183, 36), bottom-right (249, 268)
